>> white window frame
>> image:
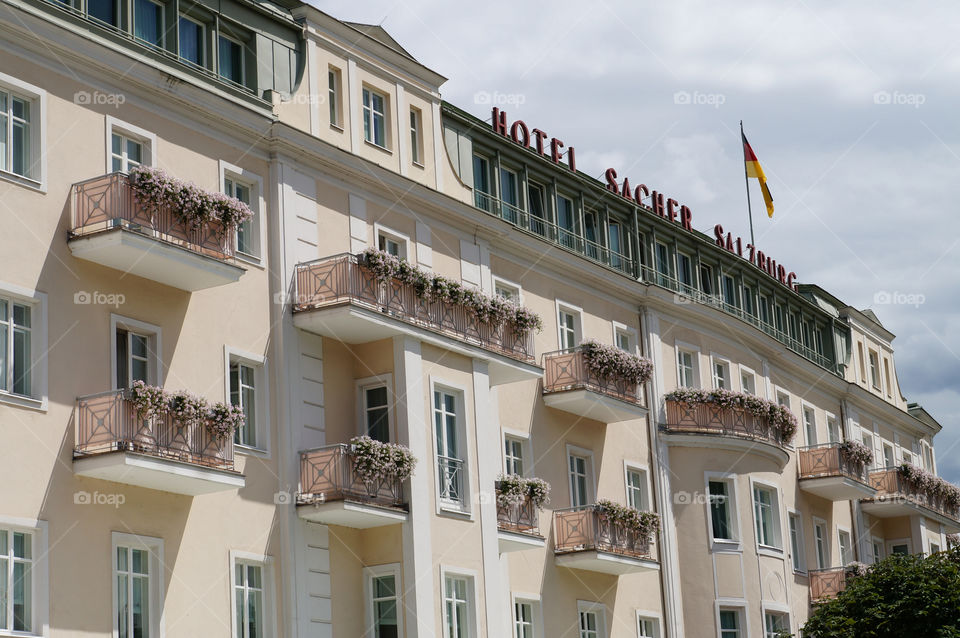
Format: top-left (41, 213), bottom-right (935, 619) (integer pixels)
top-left (813, 516), bottom-right (830, 569)
top-left (492, 276), bottom-right (522, 305)
top-left (705, 472), bottom-right (741, 550)
top-left (886, 538), bottom-right (912, 557)
top-left (711, 354), bottom-right (731, 391)
top-left (328, 66), bottom-right (343, 129)
top-left (612, 321), bottom-right (637, 355)
top-left (217, 31), bottom-right (247, 86)
top-left (224, 346), bottom-right (269, 455)
top-left (761, 605), bottom-right (791, 638)
top-left (431, 378), bottom-right (473, 518)
top-left (738, 365), bottom-right (756, 395)
top-left (0, 71), bottom-right (47, 190)
top-left (837, 527), bottom-right (853, 565)
top-left (750, 478), bottom-right (784, 554)
top-left (511, 592), bottom-right (543, 638)
top-left (440, 566), bottom-right (477, 638)
top-left (112, 531), bottom-right (164, 638)
top-left (409, 107), bottom-right (424, 167)
top-left (566, 444), bottom-right (596, 508)
top-left (220, 160), bottom-right (265, 264)
top-left (826, 412), bottom-right (840, 443)
top-left (868, 349), bottom-right (881, 390)
top-left (132, 0), bottom-right (166, 48)
top-left (0, 515), bottom-right (49, 636)
top-left (715, 603), bottom-right (746, 638)
top-left (675, 341), bottom-right (701, 389)
top-left (802, 402), bottom-right (818, 446)
top-left (362, 85), bottom-right (389, 149)
top-left (787, 509), bottom-right (805, 574)
top-left (363, 562), bottom-right (403, 638)
top-left (177, 13), bottom-right (206, 66)
top-left (356, 374), bottom-right (394, 443)
top-left (0, 281), bottom-right (48, 410)
top-left (576, 600), bottom-right (607, 638)
top-left (555, 301), bottom-right (583, 350)
top-left (623, 461), bottom-right (651, 512)
top-left (502, 427), bottom-right (530, 477)
top-left (774, 387), bottom-right (791, 411)
top-left (374, 223), bottom-right (411, 260)
top-left (110, 314), bottom-right (162, 391)
top-left (871, 536), bottom-right (884, 563)
top-left (635, 610), bottom-right (662, 638)
top-left (230, 550), bottom-right (276, 638)
top-left (105, 116), bottom-right (156, 174)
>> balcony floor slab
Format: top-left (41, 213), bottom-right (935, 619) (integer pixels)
top-left (660, 431), bottom-right (789, 469)
top-left (800, 475), bottom-right (876, 501)
top-left (498, 529), bottom-right (546, 553)
top-left (73, 451), bottom-right (245, 495)
top-left (543, 388), bottom-right (647, 423)
top-left (296, 498), bottom-right (408, 528)
top-left (555, 550), bottom-right (660, 575)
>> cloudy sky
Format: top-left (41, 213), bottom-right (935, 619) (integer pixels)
top-left (320, 0), bottom-right (960, 480)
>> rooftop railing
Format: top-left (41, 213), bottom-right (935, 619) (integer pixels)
top-left (542, 347), bottom-right (645, 407)
top-left (663, 399), bottom-right (789, 450)
top-left (553, 505), bottom-right (656, 560)
top-left (298, 444), bottom-right (405, 509)
top-left (292, 253), bottom-right (536, 363)
top-left (74, 390), bottom-right (235, 470)
top-left (70, 173), bottom-right (236, 260)
top-left (798, 443), bottom-right (870, 484)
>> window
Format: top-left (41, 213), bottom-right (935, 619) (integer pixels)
top-left (583, 209), bottom-right (600, 258)
top-left (827, 415), bottom-right (840, 443)
top-left (614, 324), bottom-right (633, 353)
top-left (637, 616), bottom-right (659, 638)
top-left (709, 480), bottom-right (735, 542)
top-left (677, 253), bottom-right (693, 288)
top-left (376, 226), bottom-right (408, 259)
top-left (764, 612), bottom-right (788, 638)
top-left (88, 0), bottom-right (119, 26)
top-left (655, 242), bottom-right (670, 284)
top-left (111, 132), bottom-right (144, 173)
top-left (514, 599), bottom-right (537, 638)
top-left (740, 370), bottom-right (755, 395)
top-left (719, 609), bottom-right (741, 638)
top-left (722, 275), bottom-right (738, 307)
top-left (568, 452), bottom-right (591, 508)
top-left (0, 84), bottom-right (35, 180)
top-left (577, 602), bottom-right (605, 638)
top-left (902, 449), bottom-right (913, 466)
top-left (677, 350), bottom-right (696, 388)
top-left (500, 168), bottom-right (520, 223)
top-left (556, 195), bottom-right (576, 249)
top-left (178, 15), bottom-right (205, 66)
top-left (504, 436), bottom-right (525, 476)
top-left (883, 358), bottom-right (893, 396)
top-left (890, 542), bottom-right (909, 556)
top-left (133, 0), bottom-right (164, 47)
top-left (434, 390), bottom-right (464, 507)
top-left (868, 351), bottom-right (880, 389)
top-left (608, 220), bottom-right (625, 269)
top-left (113, 533), bottom-right (162, 638)
top-left (527, 182), bottom-right (547, 236)
top-left (472, 154), bottom-right (491, 210)
top-left (861, 432), bottom-right (875, 468)
top-left (788, 512), bottom-right (804, 572)
top-left (363, 385), bottom-right (390, 443)
top-left (856, 342), bottom-right (867, 383)
top-left (494, 279), bottom-right (521, 304)
top-left (233, 560), bottom-right (264, 638)
top-left (363, 87), bottom-right (387, 147)
top-left (328, 67), bottom-right (342, 127)
top-left (814, 520), bottom-right (828, 569)
top-left (0, 528), bottom-right (32, 632)
top-left (803, 407), bottom-right (817, 446)
top-left (758, 294), bottom-right (769, 324)
top-left (0, 298), bottom-right (31, 397)
top-left (218, 33), bottom-right (245, 85)
top-left (883, 443), bottom-right (895, 468)
top-left (230, 360), bottom-right (257, 447)
top-left (699, 264), bottom-right (713, 295)
top-left (838, 529), bottom-right (853, 565)
top-left (366, 565), bottom-right (400, 638)
top-left (115, 328), bottom-right (154, 389)
top-left (625, 467), bottom-right (648, 511)
top-left (224, 174), bottom-right (257, 257)
top-left (713, 359), bottom-right (730, 390)
top-left (409, 108), bottom-right (423, 165)
top-left (930, 542), bottom-right (941, 554)
top-left (443, 574), bottom-right (472, 638)
top-left (753, 484), bottom-right (781, 549)
top-left (872, 539), bottom-right (884, 562)
top-left (557, 307), bottom-right (579, 350)
top-left (743, 285), bottom-right (755, 316)
top-left (776, 391), bottom-right (790, 409)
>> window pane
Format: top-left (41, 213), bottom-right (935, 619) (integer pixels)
top-left (134, 0), bottom-right (163, 45)
top-left (179, 17), bottom-right (203, 65)
top-left (11, 115), bottom-right (28, 177)
top-left (13, 559), bottom-right (30, 631)
top-left (117, 573), bottom-right (129, 638)
top-left (0, 322), bottom-right (7, 391)
top-left (89, 0), bottom-right (118, 25)
top-left (219, 37), bottom-right (243, 84)
top-left (12, 323), bottom-right (30, 395)
top-left (710, 481), bottom-right (731, 539)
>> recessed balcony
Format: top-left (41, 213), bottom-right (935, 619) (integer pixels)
top-left (541, 348), bottom-right (647, 422)
top-left (809, 567), bottom-right (848, 602)
top-left (68, 173), bottom-right (245, 291)
top-left (496, 486), bottom-right (546, 553)
top-left (860, 468), bottom-right (960, 533)
top-left (297, 444), bottom-right (409, 528)
top-left (73, 390), bottom-right (244, 495)
top-left (661, 399), bottom-right (790, 468)
top-left (553, 505), bottom-right (659, 575)
top-left (798, 443), bottom-right (877, 501)
top-left (291, 254), bottom-right (542, 385)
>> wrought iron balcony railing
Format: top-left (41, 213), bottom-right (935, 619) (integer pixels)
top-left (298, 444), bottom-right (405, 509)
top-left (553, 505), bottom-right (656, 560)
top-left (798, 443), bottom-right (870, 484)
top-left (866, 468), bottom-right (960, 522)
top-left (74, 390), bottom-right (235, 470)
top-left (542, 347), bottom-right (645, 407)
top-left (663, 399), bottom-right (789, 450)
top-left (495, 486), bottom-right (542, 537)
top-left (809, 567), bottom-right (847, 601)
top-left (70, 173), bottom-right (236, 260)
top-left (437, 455), bottom-right (465, 506)
top-left (292, 253), bottom-right (535, 363)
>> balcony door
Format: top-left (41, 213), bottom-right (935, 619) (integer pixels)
top-left (434, 390), bottom-right (463, 506)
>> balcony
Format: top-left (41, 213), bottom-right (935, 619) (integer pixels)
top-left (661, 400), bottom-right (790, 468)
top-left (68, 173), bottom-right (245, 291)
top-left (553, 505), bottom-right (659, 575)
top-left (542, 348), bottom-right (647, 422)
top-left (292, 254), bottom-right (541, 385)
top-left (496, 487), bottom-right (546, 553)
top-left (809, 567), bottom-right (847, 602)
top-left (798, 443), bottom-right (877, 501)
top-left (73, 390), bottom-right (244, 495)
top-left (860, 468), bottom-right (960, 533)
top-left (297, 444), bottom-right (408, 528)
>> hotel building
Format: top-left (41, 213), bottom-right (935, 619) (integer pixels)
top-left (0, 0), bottom-right (954, 636)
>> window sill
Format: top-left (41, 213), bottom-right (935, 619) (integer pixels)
top-left (710, 539), bottom-right (742, 553)
top-left (438, 503), bottom-right (472, 520)
top-left (758, 545), bottom-right (784, 559)
top-left (235, 251), bottom-right (263, 268)
top-left (0, 169), bottom-right (44, 193)
top-left (793, 569), bottom-right (808, 578)
top-left (235, 444), bottom-right (270, 459)
top-left (412, 160), bottom-right (425, 169)
top-left (330, 123), bottom-right (344, 132)
top-left (0, 390), bottom-right (46, 412)
top-left (364, 139), bottom-right (392, 155)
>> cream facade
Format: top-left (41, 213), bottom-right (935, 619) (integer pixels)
top-left (0, 1), bottom-right (955, 637)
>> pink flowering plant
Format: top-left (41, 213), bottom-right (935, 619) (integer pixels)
top-left (125, 383), bottom-right (243, 439)
top-left (595, 499), bottom-right (661, 543)
top-left (359, 248), bottom-right (543, 335)
top-left (206, 402), bottom-right (245, 440)
top-left (129, 380), bottom-right (167, 420)
top-left (838, 440), bottom-right (873, 467)
top-left (349, 435), bottom-right (417, 484)
top-left (897, 463), bottom-right (960, 512)
top-left (580, 339), bottom-right (654, 386)
top-left (128, 166), bottom-right (253, 235)
top-left (844, 562), bottom-right (869, 578)
top-left (166, 389), bottom-right (208, 431)
top-left (496, 475), bottom-right (551, 509)
top-left (665, 387), bottom-right (799, 444)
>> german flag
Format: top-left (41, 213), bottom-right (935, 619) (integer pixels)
top-left (742, 132), bottom-right (774, 218)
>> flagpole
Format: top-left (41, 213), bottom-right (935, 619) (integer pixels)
top-left (741, 120), bottom-right (756, 247)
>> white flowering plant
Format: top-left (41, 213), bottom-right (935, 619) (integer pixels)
top-left (207, 402), bottom-right (246, 440)
top-left (349, 435), bottom-right (417, 484)
top-left (897, 462), bottom-right (960, 510)
top-left (838, 440), bottom-right (873, 467)
top-left (130, 380), bottom-right (166, 420)
top-left (166, 389), bottom-right (208, 431)
top-left (665, 387), bottom-right (799, 444)
top-left (580, 339), bottom-right (654, 386)
top-left (595, 499), bottom-right (661, 542)
top-left (495, 475), bottom-right (551, 509)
